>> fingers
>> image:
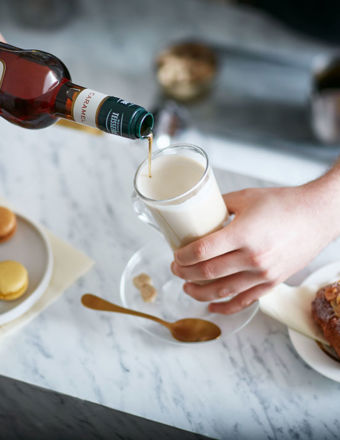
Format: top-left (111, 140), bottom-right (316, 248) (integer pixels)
top-left (183, 271), bottom-right (265, 302)
top-left (174, 222), bottom-right (239, 267)
top-left (222, 191), bottom-right (243, 214)
top-left (174, 190), bottom-right (252, 267)
top-left (172, 250), bottom-right (254, 282)
top-left (222, 189), bottom-right (253, 215)
top-left (208, 283), bottom-right (273, 314)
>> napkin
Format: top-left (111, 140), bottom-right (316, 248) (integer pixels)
top-left (0, 198), bottom-right (94, 337)
top-left (259, 284), bottom-right (329, 345)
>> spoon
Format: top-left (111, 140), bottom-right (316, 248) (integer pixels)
top-left (81, 294), bottom-right (221, 343)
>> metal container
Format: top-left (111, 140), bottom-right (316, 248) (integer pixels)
top-left (311, 54), bottom-right (340, 143)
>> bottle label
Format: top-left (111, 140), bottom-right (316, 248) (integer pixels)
top-left (72, 88), bottom-right (150, 138)
top-left (0, 60), bottom-right (5, 88)
top-left (96, 97), bottom-right (135, 136)
top-left (72, 88), bottom-right (108, 128)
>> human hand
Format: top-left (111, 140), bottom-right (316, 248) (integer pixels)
top-left (171, 182), bottom-right (340, 314)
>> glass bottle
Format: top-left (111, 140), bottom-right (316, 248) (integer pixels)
top-left (0, 42), bottom-right (153, 139)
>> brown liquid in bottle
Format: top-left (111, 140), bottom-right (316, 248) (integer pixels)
top-left (147, 132), bottom-right (153, 178)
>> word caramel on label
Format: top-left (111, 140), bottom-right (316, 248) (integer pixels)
top-left (73, 88), bottom-right (108, 128)
top-left (80, 91), bottom-right (95, 123)
top-left (0, 60), bottom-right (5, 89)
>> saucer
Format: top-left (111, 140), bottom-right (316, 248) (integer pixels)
top-left (120, 235), bottom-right (259, 344)
top-left (288, 261), bottom-right (340, 382)
top-left (0, 212), bottom-right (53, 325)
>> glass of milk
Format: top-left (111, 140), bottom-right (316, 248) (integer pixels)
top-left (133, 144), bottom-right (228, 250)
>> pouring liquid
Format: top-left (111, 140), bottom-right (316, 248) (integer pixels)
top-left (147, 132), bottom-right (153, 178)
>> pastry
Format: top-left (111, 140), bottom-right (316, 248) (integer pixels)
top-left (0, 260), bottom-right (29, 300)
top-left (0, 206), bottom-right (17, 242)
top-left (311, 281), bottom-right (340, 357)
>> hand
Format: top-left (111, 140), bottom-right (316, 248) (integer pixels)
top-left (171, 182), bottom-right (340, 315)
top-left (0, 34), bottom-right (6, 43)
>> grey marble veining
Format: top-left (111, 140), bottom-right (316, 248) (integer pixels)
top-left (0, 1), bottom-right (339, 439)
top-left (0, 120), bottom-right (339, 440)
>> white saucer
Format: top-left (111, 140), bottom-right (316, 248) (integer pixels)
top-left (120, 236), bottom-right (259, 344)
top-left (289, 261), bottom-right (340, 382)
top-left (0, 212), bottom-right (53, 325)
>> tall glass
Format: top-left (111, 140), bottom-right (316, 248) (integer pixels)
top-left (132, 144), bottom-right (228, 250)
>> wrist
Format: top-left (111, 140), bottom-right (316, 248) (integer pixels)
top-left (301, 169), bottom-right (340, 241)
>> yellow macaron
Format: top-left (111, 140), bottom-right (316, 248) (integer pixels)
top-left (0, 260), bottom-right (29, 301)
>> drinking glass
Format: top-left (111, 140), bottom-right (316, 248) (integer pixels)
top-left (132, 144), bottom-right (228, 250)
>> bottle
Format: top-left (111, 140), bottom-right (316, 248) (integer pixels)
top-left (0, 42), bottom-right (153, 139)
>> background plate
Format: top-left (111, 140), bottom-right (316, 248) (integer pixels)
top-left (0, 212), bottom-right (53, 325)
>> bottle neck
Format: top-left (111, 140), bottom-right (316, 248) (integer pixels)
top-left (55, 81), bottom-right (153, 139)
top-left (55, 81), bottom-right (84, 120)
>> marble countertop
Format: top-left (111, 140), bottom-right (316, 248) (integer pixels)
top-left (0, 121), bottom-right (340, 439)
top-left (0, 1), bottom-right (340, 438)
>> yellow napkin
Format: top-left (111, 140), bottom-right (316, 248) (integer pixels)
top-left (0, 199), bottom-right (94, 337)
top-left (259, 283), bottom-right (329, 345)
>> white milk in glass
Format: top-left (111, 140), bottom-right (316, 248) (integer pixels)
top-left (136, 154), bottom-right (228, 250)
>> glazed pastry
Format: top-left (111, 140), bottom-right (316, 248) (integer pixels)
top-left (0, 260), bottom-right (29, 300)
top-left (0, 206), bottom-right (16, 242)
top-left (311, 281), bottom-right (340, 357)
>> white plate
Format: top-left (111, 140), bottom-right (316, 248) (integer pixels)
top-left (120, 235), bottom-right (259, 345)
top-left (0, 212), bottom-right (53, 325)
top-left (289, 261), bottom-right (340, 382)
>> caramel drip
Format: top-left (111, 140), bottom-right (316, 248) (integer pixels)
top-left (147, 132), bottom-right (153, 178)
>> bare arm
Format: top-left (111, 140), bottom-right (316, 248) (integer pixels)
top-left (172, 161), bottom-right (340, 314)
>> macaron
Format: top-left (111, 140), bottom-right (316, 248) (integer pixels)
top-left (0, 260), bottom-right (29, 301)
top-left (0, 207), bottom-right (17, 242)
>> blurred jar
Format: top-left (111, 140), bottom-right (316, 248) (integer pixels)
top-left (10, 0), bottom-right (77, 29)
top-left (155, 42), bottom-right (218, 102)
top-left (311, 55), bottom-right (340, 144)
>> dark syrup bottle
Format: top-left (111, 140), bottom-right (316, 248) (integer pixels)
top-left (0, 42), bottom-right (153, 138)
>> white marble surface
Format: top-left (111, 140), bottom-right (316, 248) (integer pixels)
top-left (0, 1), bottom-right (340, 438)
top-left (0, 120), bottom-right (340, 440)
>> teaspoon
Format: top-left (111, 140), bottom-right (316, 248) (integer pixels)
top-left (81, 294), bottom-right (221, 343)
